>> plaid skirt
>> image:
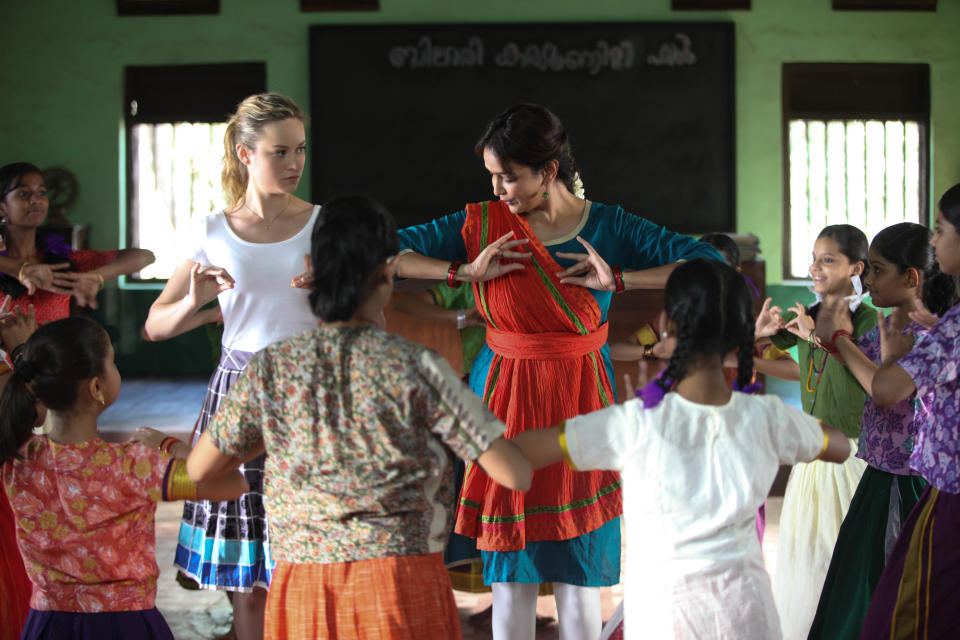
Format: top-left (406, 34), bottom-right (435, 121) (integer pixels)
top-left (173, 347), bottom-right (271, 591)
top-left (265, 554), bottom-right (462, 640)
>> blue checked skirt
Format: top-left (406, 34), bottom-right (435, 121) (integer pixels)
top-left (174, 347), bottom-right (272, 592)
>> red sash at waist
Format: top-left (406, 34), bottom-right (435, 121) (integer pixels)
top-left (485, 324), bottom-right (608, 360)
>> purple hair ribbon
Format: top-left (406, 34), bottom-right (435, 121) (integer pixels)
top-left (742, 274), bottom-right (762, 299)
top-left (635, 371), bottom-right (674, 409)
top-left (733, 379), bottom-right (763, 395)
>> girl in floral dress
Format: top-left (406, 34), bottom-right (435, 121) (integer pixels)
top-left (858, 182), bottom-right (960, 637)
top-left (186, 196), bottom-right (533, 640)
top-left (0, 317), bottom-right (247, 640)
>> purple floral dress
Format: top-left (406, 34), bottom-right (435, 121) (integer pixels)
top-left (856, 320), bottom-right (930, 474)
top-left (898, 305), bottom-right (960, 492)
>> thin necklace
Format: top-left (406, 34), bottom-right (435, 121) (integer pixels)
top-left (805, 345), bottom-right (829, 394)
top-left (243, 195), bottom-right (291, 231)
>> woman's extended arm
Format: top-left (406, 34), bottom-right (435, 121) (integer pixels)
top-left (395, 231), bottom-right (531, 282)
top-left (144, 259), bottom-right (234, 341)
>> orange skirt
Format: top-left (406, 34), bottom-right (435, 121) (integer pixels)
top-left (265, 553), bottom-right (463, 640)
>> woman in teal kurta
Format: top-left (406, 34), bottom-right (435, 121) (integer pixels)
top-left (398, 201), bottom-right (722, 583)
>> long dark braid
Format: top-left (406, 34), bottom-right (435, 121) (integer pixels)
top-left (654, 259), bottom-right (755, 395)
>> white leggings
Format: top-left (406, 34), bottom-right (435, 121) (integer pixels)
top-left (491, 582), bottom-right (602, 640)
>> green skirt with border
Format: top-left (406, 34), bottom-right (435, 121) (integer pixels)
top-left (807, 465), bottom-right (927, 640)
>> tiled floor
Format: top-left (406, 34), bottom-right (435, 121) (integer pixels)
top-left (102, 377), bottom-right (791, 639)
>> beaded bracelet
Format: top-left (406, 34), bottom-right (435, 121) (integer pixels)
top-left (447, 261), bottom-right (463, 288)
top-left (612, 266), bottom-right (625, 293)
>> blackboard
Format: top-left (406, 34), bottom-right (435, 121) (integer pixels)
top-left (309, 23), bottom-right (734, 233)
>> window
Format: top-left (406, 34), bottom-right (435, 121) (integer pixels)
top-left (782, 64), bottom-right (929, 280)
top-left (125, 63), bottom-right (266, 281)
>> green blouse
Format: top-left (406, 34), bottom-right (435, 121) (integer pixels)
top-left (430, 282), bottom-right (485, 376)
top-left (771, 303), bottom-right (878, 439)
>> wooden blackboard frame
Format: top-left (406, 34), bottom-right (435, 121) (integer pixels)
top-left (309, 23), bottom-right (735, 233)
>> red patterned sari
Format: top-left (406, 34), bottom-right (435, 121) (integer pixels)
top-left (454, 200), bottom-right (622, 552)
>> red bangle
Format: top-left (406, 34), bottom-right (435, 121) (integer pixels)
top-left (447, 261), bottom-right (463, 288)
top-left (612, 265), bottom-right (625, 293)
top-left (830, 329), bottom-right (852, 348)
top-left (159, 437), bottom-right (180, 454)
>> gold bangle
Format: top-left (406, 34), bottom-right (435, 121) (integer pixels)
top-left (17, 261), bottom-right (33, 282)
top-left (95, 271), bottom-right (105, 290)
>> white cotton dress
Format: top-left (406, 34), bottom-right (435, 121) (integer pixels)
top-left (564, 391), bottom-right (826, 640)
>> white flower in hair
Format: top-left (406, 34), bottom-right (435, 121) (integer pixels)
top-left (808, 274), bottom-right (867, 312)
top-left (573, 173), bottom-right (585, 199)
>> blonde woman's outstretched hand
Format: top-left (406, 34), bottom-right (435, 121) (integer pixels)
top-left (187, 263), bottom-right (235, 309)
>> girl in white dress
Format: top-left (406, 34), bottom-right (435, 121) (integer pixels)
top-left (512, 259), bottom-right (851, 639)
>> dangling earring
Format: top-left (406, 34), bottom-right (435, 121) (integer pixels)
top-left (541, 190), bottom-right (549, 200)
top-left (97, 392), bottom-right (105, 406)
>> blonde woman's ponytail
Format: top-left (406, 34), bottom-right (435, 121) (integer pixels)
top-left (220, 93), bottom-right (306, 210)
top-left (221, 118), bottom-right (248, 210)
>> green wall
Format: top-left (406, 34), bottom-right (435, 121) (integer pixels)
top-left (2, 0), bottom-right (958, 372)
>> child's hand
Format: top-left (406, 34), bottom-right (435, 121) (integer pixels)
top-left (0, 299), bottom-right (37, 350)
top-left (814, 298), bottom-right (853, 345)
top-left (754, 298), bottom-right (784, 338)
top-left (784, 302), bottom-right (815, 342)
top-left (461, 307), bottom-right (486, 328)
top-left (879, 309), bottom-right (914, 365)
top-left (129, 427), bottom-right (168, 450)
top-left (291, 255), bottom-right (313, 290)
top-left (71, 271), bottom-right (105, 309)
top-left (623, 360), bottom-right (652, 402)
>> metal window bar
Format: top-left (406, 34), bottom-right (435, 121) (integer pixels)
top-left (787, 118), bottom-right (921, 280)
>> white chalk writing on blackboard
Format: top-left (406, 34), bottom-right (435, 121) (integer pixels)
top-left (494, 40), bottom-right (636, 74)
top-left (388, 36), bottom-right (484, 69)
top-left (646, 34), bottom-right (696, 67)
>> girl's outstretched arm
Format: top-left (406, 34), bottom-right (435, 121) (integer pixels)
top-left (186, 431), bottom-right (265, 483)
top-left (872, 363), bottom-right (916, 408)
top-left (475, 437), bottom-right (532, 492)
top-left (511, 426), bottom-right (565, 470)
top-left (194, 469), bottom-right (250, 502)
top-left (815, 423), bottom-right (852, 463)
top-left (752, 355), bottom-right (801, 381)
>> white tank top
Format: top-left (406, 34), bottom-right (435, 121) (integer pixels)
top-left (187, 205), bottom-right (320, 352)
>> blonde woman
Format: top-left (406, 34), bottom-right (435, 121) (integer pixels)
top-left (145, 93), bottom-right (318, 640)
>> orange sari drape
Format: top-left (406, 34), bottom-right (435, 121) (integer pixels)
top-left (454, 201), bottom-right (622, 552)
